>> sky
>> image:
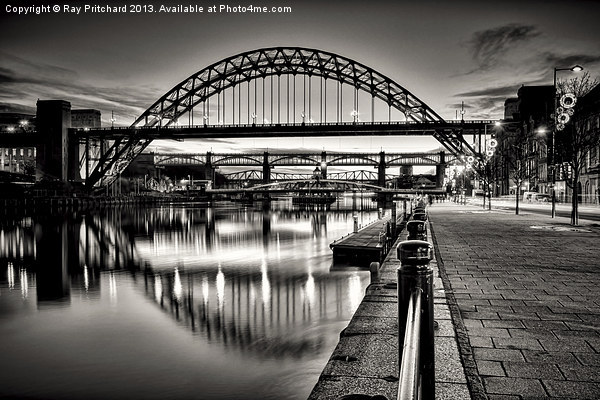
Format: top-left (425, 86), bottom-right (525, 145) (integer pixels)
top-left (1, 0), bottom-right (599, 157)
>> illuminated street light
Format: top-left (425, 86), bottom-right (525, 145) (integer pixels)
top-left (551, 65), bottom-right (584, 218)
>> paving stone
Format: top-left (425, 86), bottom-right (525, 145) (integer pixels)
top-left (574, 352), bottom-right (600, 366)
top-left (503, 361), bottom-right (563, 380)
top-left (543, 379), bottom-right (600, 399)
top-left (539, 338), bottom-right (594, 353)
top-left (322, 334), bottom-right (398, 378)
top-left (461, 311), bottom-right (500, 320)
top-left (482, 320), bottom-right (525, 329)
top-left (463, 319), bottom-right (484, 329)
top-left (521, 350), bottom-right (579, 364)
top-left (507, 328), bottom-right (556, 339)
top-left (492, 337), bottom-right (544, 351)
top-left (307, 376), bottom-right (398, 400)
top-left (483, 377), bottom-right (547, 397)
top-left (470, 336), bottom-right (494, 348)
top-left (476, 360), bottom-right (505, 377)
top-left (467, 326), bottom-right (511, 338)
top-left (558, 364), bottom-right (600, 382)
top-left (497, 312), bottom-right (541, 321)
top-left (473, 348), bottom-right (525, 362)
top-left (434, 319), bottom-right (455, 337)
top-left (434, 382), bottom-right (470, 400)
top-left (435, 336), bottom-right (466, 384)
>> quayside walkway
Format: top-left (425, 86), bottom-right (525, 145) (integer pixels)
top-left (430, 203), bottom-right (600, 399)
top-left (310, 202), bottom-right (600, 400)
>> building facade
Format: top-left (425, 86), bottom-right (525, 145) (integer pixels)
top-left (0, 113), bottom-right (36, 175)
top-left (496, 86), bottom-right (553, 197)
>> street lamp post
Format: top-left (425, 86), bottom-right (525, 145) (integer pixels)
top-left (551, 65), bottom-right (583, 218)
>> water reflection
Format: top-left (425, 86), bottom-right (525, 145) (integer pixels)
top-left (0, 200), bottom-right (379, 399)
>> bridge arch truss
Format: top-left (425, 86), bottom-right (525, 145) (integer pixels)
top-left (79, 47), bottom-right (478, 189)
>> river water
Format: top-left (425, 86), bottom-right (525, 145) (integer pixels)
top-left (0, 198), bottom-right (382, 400)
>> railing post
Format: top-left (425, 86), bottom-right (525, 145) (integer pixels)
top-left (397, 240), bottom-right (434, 400)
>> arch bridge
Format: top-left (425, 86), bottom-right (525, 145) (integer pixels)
top-left (59, 47), bottom-right (492, 189)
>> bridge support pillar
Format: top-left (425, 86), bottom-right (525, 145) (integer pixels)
top-left (205, 151), bottom-right (214, 186)
top-left (436, 151), bottom-right (446, 189)
top-left (263, 152), bottom-right (271, 184)
top-left (378, 151), bottom-right (386, 187)
top-left (36, 100), bottom-right (71, 182)
top-left (320, 151), bottom-right (327, 180)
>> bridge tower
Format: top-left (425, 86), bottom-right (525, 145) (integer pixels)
top-left (436, 151), bottom-right (446, 189)
top-left (378, 152), bottom-right (386, 187)
top-left (263, 152), bottom-right (271, 184)
top-left (205, 151), bottom-right (214, 185)
top-left (36, 100), bottom-right (71, 182)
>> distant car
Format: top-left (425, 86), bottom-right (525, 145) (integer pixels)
top-left (534, 194), bottom-right (551, 202)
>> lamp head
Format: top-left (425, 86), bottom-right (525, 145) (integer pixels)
top-left (571, 65), bottom-right (584, 72)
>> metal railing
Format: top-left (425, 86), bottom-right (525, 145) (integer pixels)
top-left (396, 233), bottom-right (435, 399)
top-left (398, 288), bottom-right (423, 399)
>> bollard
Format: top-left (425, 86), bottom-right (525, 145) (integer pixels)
top-left (412, 211), bottom-right (427, 221)
top-left (397, 240), bottom-right (434, 400)
top-left (353, 215), bottom-right (358, 233)
top-left (406, 220), bottom-right (427, 241)
top-left (370, 262), bottom-right (380, 283)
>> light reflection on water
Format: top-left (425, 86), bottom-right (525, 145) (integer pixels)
top-left (0, 201), bottom-right (382, 400)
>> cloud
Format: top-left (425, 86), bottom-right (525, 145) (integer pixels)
top-left (454, 84), bottom-right (521, 99)
top-left (0, 102), bottom-right (36, 114)
top-left (467, 23), bottom-right (541, 71)
top-left (450, 83), bottom-right (522, 119)
top-left (0, 52), bottom-right (163, 125)
top-left (539, 52), bottom-right (600, 71)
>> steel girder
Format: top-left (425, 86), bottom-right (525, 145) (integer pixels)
top-left (153, 151), bottom-right (446, 167)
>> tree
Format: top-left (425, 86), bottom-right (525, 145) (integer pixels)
top-left (494, 122), bottom-right (541, 214)
top-left (554, 72), bottom-right (600, 225)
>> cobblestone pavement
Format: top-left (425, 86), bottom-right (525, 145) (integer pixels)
top-left (429, 203), bottom-right (600, 400)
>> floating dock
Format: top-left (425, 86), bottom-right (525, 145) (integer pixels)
top-left (330, 215), bottom-right (405, 267)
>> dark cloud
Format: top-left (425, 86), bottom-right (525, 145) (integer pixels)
top-left (454, 84), bottom-right (521, 99)
top-left (539, 52), bottom-right (600, 71)
top-left (0, 102), bottom-right (36, 114)
top-left (0, 52), bottom-right (163, 125)
top-left (467, 23), bottom-right (541, 71)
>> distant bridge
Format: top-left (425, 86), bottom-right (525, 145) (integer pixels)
top-left (153, 150), bottom-right (451, 188)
